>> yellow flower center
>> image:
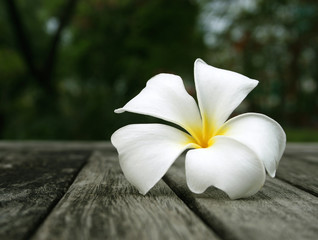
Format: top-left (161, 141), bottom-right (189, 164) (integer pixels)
top-left (187, 116), bottom-right (228, 149)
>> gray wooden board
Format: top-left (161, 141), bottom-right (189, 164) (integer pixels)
top-left (163, 156), bottom-right (318, 240)
top-left (285, 143), bottom-right (318, 155)
top-left (0, 141), bottom-right (113, 152)
top-left (276, 154), bottom-right (318, 196)
top-left (284, 151), bottom-right (318, 164)
top-left (0, 150), bottom-right (90, 240)
top-left (32, 151), bottom-right (219, 240)
top-left (0, 149), bottom-right (10, 161)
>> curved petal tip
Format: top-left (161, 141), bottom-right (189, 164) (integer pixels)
top-left (114, 108), bottom-right (125, 113)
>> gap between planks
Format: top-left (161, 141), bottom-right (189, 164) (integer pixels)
top-left (0, 149), bottom-right (91, 240)
top-left (276, 152), bottom-right (318, 197)
top-left (25, 152), bottom-right (92, 240)
top-left (31, 150), bottom-right (219, 240)
top-left (162, 153), bottom-right (318, 240)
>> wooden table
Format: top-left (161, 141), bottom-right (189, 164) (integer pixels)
top-left (0, 141), bottom-right (317, 240)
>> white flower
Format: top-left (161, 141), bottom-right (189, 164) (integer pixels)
top-left (111, 59), bottom-right (286, 199)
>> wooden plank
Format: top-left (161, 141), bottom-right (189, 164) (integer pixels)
top-left (0, 141), bottom-right (316, 153)
top-left (283, 152), bottom-right (318, 164)
top-left (0, 141), bottom-right (113, 151)
top-left (0, 150), bottom-right (90, 240)
top-left (0, 150), bottom-right (8, 160)
top-left (163, 157), bottom-right (318, 240)
top-left (276, 154), bottom-right (318, 196)
top-left (284, 143), bottom-right (318, 155)
top-left (32, 151), bottom-right (219, 240)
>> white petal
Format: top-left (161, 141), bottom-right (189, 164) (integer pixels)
top-left (194, 59), bottom-right (258, 134)
top-left (115, 73), bottom-right (202, 137)
top-left (111, 124), bottom-right (195, 194)
top-left (186, 136), bottom-right (265, 199)
top-left (219, 113), bottom-right (286, 177)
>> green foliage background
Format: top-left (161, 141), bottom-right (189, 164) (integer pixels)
top-left (0, 0), bottom-right (317, 141)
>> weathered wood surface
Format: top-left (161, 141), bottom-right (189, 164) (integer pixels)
top-left (164, 157), bottom-right (318, 240)
top-left (285, 143), bottom-right (318, 152)
top-left (277, 155), bottom-right (318, 196)
top-left (0, 149), bottom-right (89, 240)
top-left (32, 151), bottom-right (218, 240)
top-left (0, 141), bottom-right (113, 151)
top-left (0, 142), bottom-right (317, 240)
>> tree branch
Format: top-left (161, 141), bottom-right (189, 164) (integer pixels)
top-left (43, 0), bottom-right (79, 84)
top-left (3, 0), bottom-right (40, 81)
top-left (4, 0), bottom-right (79, 93)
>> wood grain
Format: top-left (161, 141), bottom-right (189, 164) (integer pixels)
top-left (32, 151), bottom-right (218, 240)
top-left (1, 142), bottom-right (317, 240)
top-left (0, 141), bottom-right (113, 151)
top-left (276, 155), bottom-right (318, 196)
top-left (285, 143), bottom-right (318, 154)
top-left (284, 151), bottom-right (318, 164)
top-left (163, 156), bottom-right (318, 240)
top-left (0, 150), bottom-right (89, 240)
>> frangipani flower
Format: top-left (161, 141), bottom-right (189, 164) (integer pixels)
top-left (111, 59), bottom-right (286, 199)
